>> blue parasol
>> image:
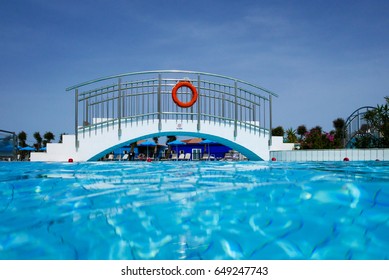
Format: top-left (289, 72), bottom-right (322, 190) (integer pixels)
top-left (138, 140), bottom-right (157, 158)
top-left (20, 146), bottom-right (36, 151)
top-left (167, 139), bottom-right (186, 160)
top-left (199, 139), bottom-right (216, 159)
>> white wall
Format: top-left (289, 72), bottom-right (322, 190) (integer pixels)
top-left (30, 135), bottom-right (77, 162)
top-left (270, 149), bottom-right (389, 161)
top-left (270, 136), bottom-right (295, 151)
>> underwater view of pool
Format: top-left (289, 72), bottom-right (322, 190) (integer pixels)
top-left (0, 161), bottom-right (388, 260)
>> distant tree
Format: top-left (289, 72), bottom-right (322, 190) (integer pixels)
top-left (58, 133), bottom-right (66, 143)
top-left (165, 135), bottom-right (177, 159)
top-left (17, 131), bottom-right (27, 147)
top-left (359, 123), bottom-right (369, 133)
top-left (271, 126), bottom-right (284, 137)
top-left (153, 137), bottom-right (159, 155)
top-left (33, 132), bottom-right (43, 150)
top-left (297, 125), bottom-right (307, 141)
top-left (333, 118), bottom-right (345, 132)
top-left (301, 126), bottom-right (336, 149)
top-left (353, 134), bottom-right (378, 148)
top-left (43, 132), bottom-right (55, 147)
top-left (332, 118), bottom-right (346, 148)
top-left (130, 142), bottom-right (137, 154)
top-left (364, 96), bottom-right (389, 147)
top-left (285, 128), bottom-right (297, 143)
top-left (312, 126), bottom-right (323, 135)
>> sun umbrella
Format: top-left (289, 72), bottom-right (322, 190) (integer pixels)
top-left (199, 139), bottom-right (216, 160)
top-left (20, 146), bottom-right (35, 151)
top-left (167, 139), bottom-right (186, 160)
top-left (138, 140), bottom-right (157, 158)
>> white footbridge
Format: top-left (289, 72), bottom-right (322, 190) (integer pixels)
top-left (31, 70), bottom-right (279, 161)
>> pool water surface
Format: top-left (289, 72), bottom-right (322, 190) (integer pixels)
top-left (0, 161), bottom-right (388, 260)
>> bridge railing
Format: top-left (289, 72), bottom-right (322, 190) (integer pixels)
top-left (344, 106), bottom-right (376, 147)
top-left (66, 70), bottom-right (278, 148)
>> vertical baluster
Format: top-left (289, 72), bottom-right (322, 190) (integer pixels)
top-left (118, 78), bottom-right (122, 138)
top-left (234, 80), bottom-right (238, 139)
top-left (269, 95), bottom-right (273, 145)
top-left (75, 89), bottom-right (79, 150)
top-left (158, 74), bottom-right (162, 131)
top-left (197, 75), bottom-right (201, 131)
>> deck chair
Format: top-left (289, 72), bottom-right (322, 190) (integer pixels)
top-left (107, 154), bottom-right (114, 161)
top-left (122, 154), bottom-right (129, 161)
top-left (184, 153), bottom-right (191, 160)
top-left (171, 153), bottom-right (178, 160)
top-left (201, 153), bottom-right (209, 160)
top-left (223, 152), bottom-right (233, 161)
top-left (178, 153), bottom-right (185, 160)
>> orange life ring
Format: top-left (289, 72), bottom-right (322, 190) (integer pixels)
top-left (172, 81), bottom-right (198, 108)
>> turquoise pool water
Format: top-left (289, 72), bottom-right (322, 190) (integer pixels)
top-left (0, 161), bottom-right (388, 260)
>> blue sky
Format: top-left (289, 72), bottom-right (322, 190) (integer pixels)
top-left (1, 0), bottom-right (388, 143)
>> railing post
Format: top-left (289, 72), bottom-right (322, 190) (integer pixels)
top-left (158, 74), bottom-right (162, 131)
top-left (269, 95), bottom-right (273, 146)
top-left (197, 75), bottom-right (201, 131)
top-left (234, 80), bottom-right (238, 139)
top-left (75, 89), bottom-right (79, 150)
top-left (118, 78), bottom-right (122, 138)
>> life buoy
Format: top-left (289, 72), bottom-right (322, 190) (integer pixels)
top-left (172, 81), bottom-right (198, 108)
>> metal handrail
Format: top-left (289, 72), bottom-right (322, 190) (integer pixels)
top-left (66, 69), bottom-right (279, 97)
top-left (344, 106), bottom-right (376, 147)
top-left (69, 70), bottom-right (277, 149)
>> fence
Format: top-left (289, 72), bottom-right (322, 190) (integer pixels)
top-left (270, 149), bottom-right (389, 161)
top-left (66, 70), bottom-right (278, 148)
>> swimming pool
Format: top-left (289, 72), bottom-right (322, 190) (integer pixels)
top-left (0, 161), bottom-right (388, 260)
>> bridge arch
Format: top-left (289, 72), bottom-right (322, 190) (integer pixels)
top-left (85, 125), bottom-right (270, 161)
top-left (344, 106), bottom-right (376, 148)
top-left (32, 70), bottom-right (278, 161)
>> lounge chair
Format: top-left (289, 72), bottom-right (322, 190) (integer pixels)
top-left (201, 153), bottom-right (209, 160)
top-left (171, 153), bottom-right (178, 160)
top-left (178, 153), bottom-right (185, 160)
top-left (122, 154), bottom-right (129, 161)
top-left (184, 153), bottom-right (191, 160)
top-left (222, 152), bottom-right (233, 161)
top-left (107, 154), bottom-right (114, 161)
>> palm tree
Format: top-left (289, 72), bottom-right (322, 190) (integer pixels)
top-left (128, 142), bottom-right (137, 160)
top-left (271, 126), bottom-right (284, 137)
top-left (33, 132), bottom-right (43, 150)
top-left (165, 135), bottom-right (177, 159)
top-left (364, 96), bottom-right (389, 147)
top-left (297, 125), bottom-right (307, 141)
top-left (17, 131), bottom-right (27, 147)
top-left (153, 136), bottom-right (159, 156)
top-left (332, 118), bottom-right (345, 147)
top-left (43, 131), bottom-right (55, 147)
top-left (58, 133), bottom-right (66, 143)
top-left (285, 128), bottom-right (297, 143)
top-left (130, 142), bottom-right (137, 154)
